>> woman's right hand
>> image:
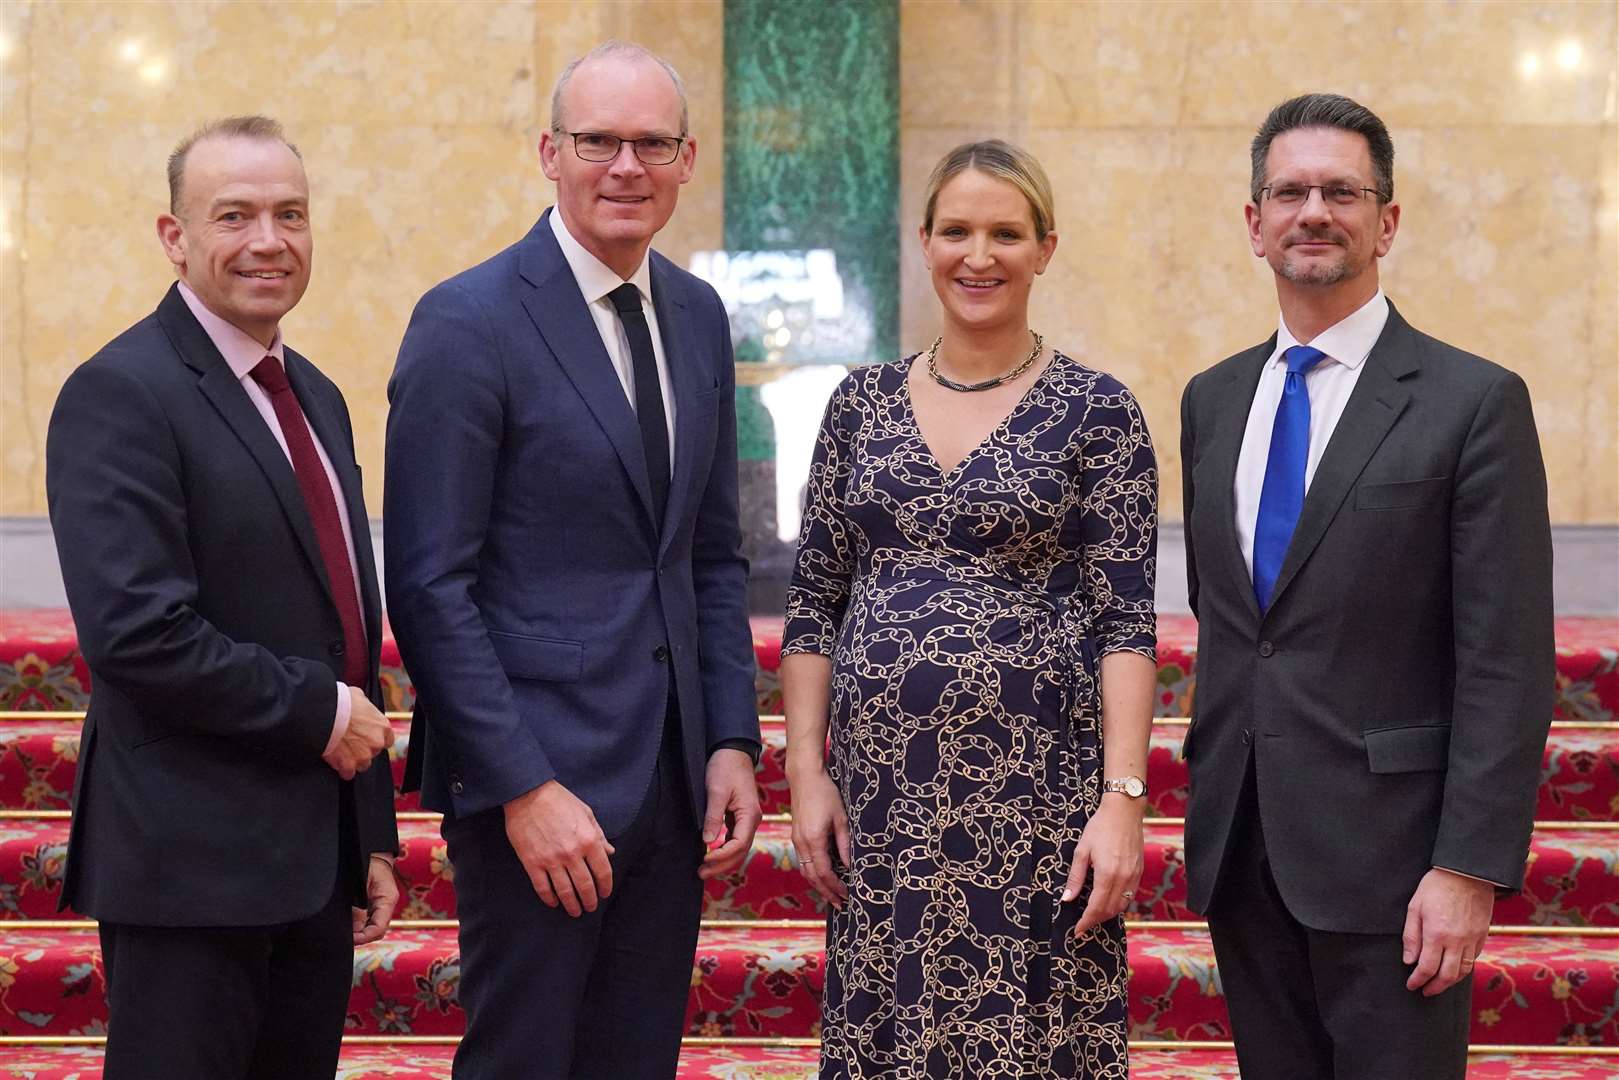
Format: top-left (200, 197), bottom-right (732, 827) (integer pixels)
top-left (789, 767), bottom-right (852, 912)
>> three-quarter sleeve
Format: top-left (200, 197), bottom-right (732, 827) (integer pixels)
top-left (1077, 374), bottom-right (1158, 661)
top-left (782, 373), bottom-right (861, 658)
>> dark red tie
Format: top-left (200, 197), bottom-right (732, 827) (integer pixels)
top-left (249, 356), bottom-right (368, 688)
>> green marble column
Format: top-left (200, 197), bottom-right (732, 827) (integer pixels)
top-left (723, 0), bottom-right (901, 365)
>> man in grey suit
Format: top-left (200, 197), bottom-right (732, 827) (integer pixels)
top-left (1179, 93), bottom-right (1553, 1079)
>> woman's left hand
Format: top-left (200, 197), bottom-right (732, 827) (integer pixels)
top-left (1063, 794), bottom-right (1145, 938)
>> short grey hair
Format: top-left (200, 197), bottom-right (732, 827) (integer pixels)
top-left (1250, 93), bottom-right (1394, 205)
top-left (168, 115), bottom-right (301, 215)
top-left (549, 40), bottom-right (689, 137)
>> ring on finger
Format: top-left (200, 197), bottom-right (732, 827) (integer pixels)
top-left (1121, 890), bottom-right (1135, 900)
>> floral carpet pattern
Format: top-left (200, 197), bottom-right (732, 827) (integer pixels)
top-left (2, 612), bottom-right (1612, 723)
top-left (0, 926), bottom-right (1612, 1049)
top-left (0, 612), bottom-right (1611, 1074)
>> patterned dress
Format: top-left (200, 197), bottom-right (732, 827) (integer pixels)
top-left (782, 351), bottom-right (1157, 1080)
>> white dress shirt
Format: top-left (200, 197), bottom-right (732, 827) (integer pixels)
top-left (176, 281), bottom-right (361, 751)
top-left (1233, 289), bottom-right (1390, 577)
top-left (548, 208), bottom-right (678, 464)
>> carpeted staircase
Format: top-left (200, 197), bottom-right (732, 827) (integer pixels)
top-left (0, 613), bottom-right (1613, 1078)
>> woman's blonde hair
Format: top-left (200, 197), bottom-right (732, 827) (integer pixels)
top-left (921, 139), bottom-right (1056, 241)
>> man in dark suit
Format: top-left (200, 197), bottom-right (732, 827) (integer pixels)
top-left (1179, 93), bottom-right (1553, 1079)
top-left (385, 41), bottom-right (761, 1079)
top-left (45, 116), bottom-right (399, 1080)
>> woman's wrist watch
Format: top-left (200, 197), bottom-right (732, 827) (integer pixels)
top-left (1102, 776), bottom-right (1147, 798)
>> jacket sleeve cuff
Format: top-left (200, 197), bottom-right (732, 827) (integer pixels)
top-left (709, 738), bottom-right (762, 767)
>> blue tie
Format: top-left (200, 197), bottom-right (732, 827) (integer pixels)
top-left (1252, 345), bottom-right (1328, 611)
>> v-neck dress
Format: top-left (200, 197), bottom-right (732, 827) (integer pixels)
top-left (783, 351), bottom-right (1158, 1080)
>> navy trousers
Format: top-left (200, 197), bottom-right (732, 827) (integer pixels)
top-left (447, 711), bottom-right (705, 1080)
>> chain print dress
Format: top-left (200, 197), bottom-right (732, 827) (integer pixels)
top-left (782, 351), bottom-right (1157, 1080)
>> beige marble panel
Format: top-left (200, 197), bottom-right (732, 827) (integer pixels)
top-left (613, 0), bottom-right (726, 268)
top-left (904, 1), bottom-right (1617, 523)
top-left (1588, 122), bottom-right (1618, 524)
top-left (0, 1), bottom-right (33, 514)
top-left (900, 0), bottom-right (1022, 132)
top-left (1174, 0), bottom-right (1615, 128)
top-left (0, 0), bottom-right (724, 515)
top-left (1388, 123), bottom-right (1615, 523)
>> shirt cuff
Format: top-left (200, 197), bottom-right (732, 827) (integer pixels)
top-left (709, 738), bottom-right (762, 766)
top-left (324, 681), bottom-right (351, 758)
top-left (1433, 864), bottom-right (1509, 889)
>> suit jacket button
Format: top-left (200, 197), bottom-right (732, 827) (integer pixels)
top-left (450, 780), bottom-right (465, 795)
top-left (652, 645), bottom-right (671, 663)
top-left (329, 641), bottom-right (345, 657)
top-left (1242, 728), bottom-right (1253, 744)
top-left (1257, 640), bottom-right (1275, 657)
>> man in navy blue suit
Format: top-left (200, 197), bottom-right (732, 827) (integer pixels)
top-left (385, 41), bottom-right (761, 1079)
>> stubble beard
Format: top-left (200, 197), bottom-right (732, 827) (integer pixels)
top-left (1275, 239), bottom-right (1355, 287)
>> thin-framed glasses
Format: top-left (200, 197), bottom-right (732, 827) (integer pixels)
top-left (1260, 183), bottom-right (1386, 207)
top-left (567, 131), bottom-right (686, 165)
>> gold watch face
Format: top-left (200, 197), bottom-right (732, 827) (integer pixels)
top-left (1108, 776), bottom-right (1145, 798)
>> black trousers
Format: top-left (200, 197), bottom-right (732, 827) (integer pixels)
top-left (447, 710), bottom-right (705, 1080)
top-left (1205, 758), bottom-right (1470, 1080)
top-left (99, 880), bottom-right (352, 1080)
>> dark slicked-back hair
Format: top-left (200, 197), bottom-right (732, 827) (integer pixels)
top-left (167, 115), bottom-right (301, 215)
top-left (1250, 93), bottom-right (1393, 205)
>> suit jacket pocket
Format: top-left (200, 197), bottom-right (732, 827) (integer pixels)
top-left (690, 380), bottom-right (721, 418)
top-left (488, 630), bottom-right (584, 682)
top-left (1355, 475), bottom-right (1449, 511)
top-left (1364, 723), bottom-right (1450, 773)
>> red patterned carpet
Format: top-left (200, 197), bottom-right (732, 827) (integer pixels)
top-left (0, 612), bottom-right (1613, 1076)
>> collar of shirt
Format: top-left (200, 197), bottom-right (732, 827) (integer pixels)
top-left (176, 281), bottom-right (286, 379)
top-left (1268, 288), bottom-right (1389, 373)
top-left (548, 207), bottom-right (653, 308)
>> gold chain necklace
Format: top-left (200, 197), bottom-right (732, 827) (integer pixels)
top-left (925, 331), bottom-right (1044, 393)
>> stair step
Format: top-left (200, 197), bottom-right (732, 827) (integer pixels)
top-left (2, 818), bottom-right (1610, 928)
top-left (0, 925), bottom-right (1610, 1046)
top-left (0, 1044), bottom-right (1615, 1079)
top-left (3, 611), bottom-right (1614, 726)
top-left (1, 720), bottom-right (1613, 822)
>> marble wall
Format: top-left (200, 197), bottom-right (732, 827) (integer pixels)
top-left (899, 0), bottom-right (1618, 524)
top-left (1, 0), bottom-right (1614, 526)
top-left (0, 0), bottom-right (727, 517)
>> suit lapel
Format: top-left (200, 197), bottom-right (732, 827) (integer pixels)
top-left (1265, 307), bottom-right (1417, 613)
top-left (518, 214), bottom-right (658, 530)
top-left (650, 257), bottom-right (700, 553)
top-left (1208, 339), bottom-right (1273, 624)
top-left (288, 353), bottom-right (381, 635)
top-left (160, 287), bottom-right (334, 601)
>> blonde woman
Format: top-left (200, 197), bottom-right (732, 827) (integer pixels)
top-left (780, 140), bottom-right (1158, 1079)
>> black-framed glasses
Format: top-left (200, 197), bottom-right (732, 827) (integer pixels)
top-left (1259, 183), bottom-right (1387, 207)
top-left (566, 131), bottom-right (686, 165)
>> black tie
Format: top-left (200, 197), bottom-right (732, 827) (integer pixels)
top-left (607, 283), bottom-right (671, 525)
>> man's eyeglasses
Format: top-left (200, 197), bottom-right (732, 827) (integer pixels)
top-left (1259, 183), bottom-right (1387, 207)
top-left (566, 132), bottom-right (686, 165)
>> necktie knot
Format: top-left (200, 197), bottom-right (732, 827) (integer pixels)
top-left (607, 283), bottom-right (644, 316)
top-left (1284, 345), bottom-right (1328, 377)
top-left (249, 355), bottom-right (290, 394)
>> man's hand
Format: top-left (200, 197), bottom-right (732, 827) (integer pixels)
top-left (324, 687), bottom-right (396, 780)
top-left (787, 766), bottom-right (850, 911)
top-left (699, 749), bottom-right (762, 881)
top-left (353, 854), bottom-right (399, 946)
top-left (1065, 793), bottom-right (1146, 939)
top-left (504, 780), bottom-right (614, 917)
top-left (1403, 868), bottom-right (1493, 996)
